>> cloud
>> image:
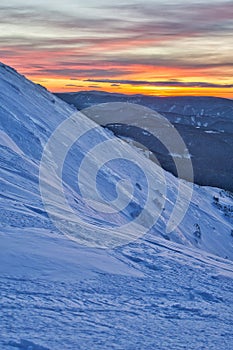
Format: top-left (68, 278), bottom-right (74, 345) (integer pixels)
top-left (65, 84), bottom-right (85, 87)
top-left (1, 1), bottom-right (232, 50)
top-left (0, 5), bottom-right (121, 32)
top-left (88, 85), bottom-right (101, 89)
top-left (0, 1), bottom-right (232, 96)
top-left (85, 79), bottom-right (233, 88)
top-left (41, 68), bottom-right (134, 78)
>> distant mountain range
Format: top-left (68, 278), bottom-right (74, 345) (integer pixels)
top-left (56, 91), bottom-right (233, 192)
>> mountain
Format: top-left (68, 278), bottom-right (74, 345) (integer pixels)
top-left (56, 91), bottom-right (233, 121)
top-left (1, 64), bottom-right (233, 350)
top-left (56, 91), bottom-right (233, 192)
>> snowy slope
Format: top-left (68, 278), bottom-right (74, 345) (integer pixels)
top-left (0, 63), bottom-right (233, 349)
top-left (1, 62), bottom-right (233, 257)
top-left (1, 227), bottom-right (233, 350)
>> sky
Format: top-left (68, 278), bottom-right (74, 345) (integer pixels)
top-left (0, 0), bottom-right (233, 97)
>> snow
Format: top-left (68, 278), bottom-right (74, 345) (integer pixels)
top-left (204, 130), bottom-right (219, 134)
top-left (0, 63), bottom-right (233, 349)
top-left (169, 152), bottom-right (192, 159)
top-left (0, 130), bottom-right (25, 156)
top-left (1, 229), bottom-right (233, 350)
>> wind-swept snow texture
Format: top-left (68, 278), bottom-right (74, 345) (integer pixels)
top-left (0, 63), bottom-right (233, 349)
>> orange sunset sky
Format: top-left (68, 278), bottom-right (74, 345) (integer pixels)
top-left (1, 0), bottom-right (232, 97)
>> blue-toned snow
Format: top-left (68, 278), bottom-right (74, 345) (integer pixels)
top-left (0, 63), bottom-right (233, 350)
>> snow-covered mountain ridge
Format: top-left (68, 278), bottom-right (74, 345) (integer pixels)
top-left (0, 63), bottom-right (233, 350)
top-left (1, 62), bottom-right (233, 258)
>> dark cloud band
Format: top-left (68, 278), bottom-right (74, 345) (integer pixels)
top-left (85, 79), bottom-right (233, 89)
